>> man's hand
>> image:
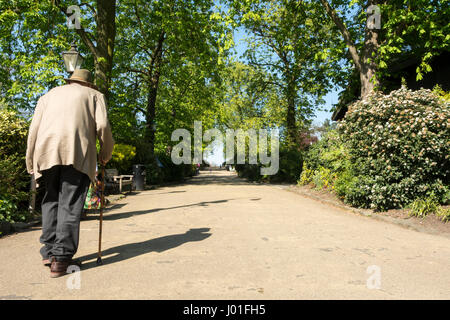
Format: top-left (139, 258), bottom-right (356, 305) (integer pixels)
top-left (99, 158), bottom-right (108, 167)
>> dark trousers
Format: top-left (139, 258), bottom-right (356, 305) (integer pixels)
top-left (39, 165), bottom-right (90, 261)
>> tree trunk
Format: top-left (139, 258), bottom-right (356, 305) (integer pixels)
top-left (145, 75), bottom-right (159, 161)
top-left (94, 0), bottom-right (116, 100)
top-left (145, 31), bottom-right (165, 161)
top-left (286, 74), bottom-right (297, 145)
top-left (360, 58), bottom-right (376, 98)
top-left (286, 93), bottom-right (297, 144)
top-left (360, 1), bottom-right (380, 98)
top-left (319, 0), bottom-right (380, 98)
top-left (56, 0), bottom-right (116, 101)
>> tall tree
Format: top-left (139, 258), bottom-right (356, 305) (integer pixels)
top-left (319, 0), bottom-right (380, 98)
top-left (54, 0), bottom-right (116, 99)
top-left (218, 61), bottom-right (284, 132)
top-left (113, 0), bottom-right (227, 162)
top-left (0, 0), bottom-right (71, 111)
top-left (228, 0), bottom-right (341, 144)
top-left (319, 0), bottom-right (450, 98)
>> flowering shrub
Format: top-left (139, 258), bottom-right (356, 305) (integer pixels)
top-left (0, 107), bottom-right (31, 223)
top-left (338, 87), bottom-right (449, 211)
top-left (107, 144), bottom-right (137, 174)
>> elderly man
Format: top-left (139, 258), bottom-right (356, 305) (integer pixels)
top-left (26, 69), bottom-right (114, 278)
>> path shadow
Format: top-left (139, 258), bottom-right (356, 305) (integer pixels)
top-left (183, 173), bottom-right (253, 186)
top-left (88, 203), bottom-right (127, 214)
top-left (160, 190), bottom-right (186, 194)
top-left (77, 228), bottom-right (212, 270)
top-left (105, 203), bottom-right (128, 211)
top-left (6, 203), bottom-right (130, 234)
top-left (131, 190), bottom-right (187, 196)
top-left (86, 199), bottom-right (233, 221)
top-left (82, 203), bottom-right (128, 221)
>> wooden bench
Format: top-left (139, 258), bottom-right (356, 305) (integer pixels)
top-left (105, 169), bottom-right (134, 193)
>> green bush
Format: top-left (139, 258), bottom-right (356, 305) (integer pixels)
top-left (145, 152), bottom-right (196, 185)
top-left (409, 192), bottom-right (440, 218)
top-left (145, 159), bottom-right (164, 185)
top-left (333, 166), bottom-right (357, 199)
top-left (0, 107), bottom-right (29, 156)
top-left (234, 165), bottom-right (260, 182)
top-left (436, 207), bottom-right (450, 222)
top-left (311, 167), bottom-right (335, 190)
top-left (236, 163), bottom-right (262, 181)
top-left (274, 147), bottom-right (303, 183)
top-left (408, 191), bottom-right (450, 222)
top-left (298, 162), bottom-right (313, 185)
top-left (107, 143), bottom-right (136, 174)
top-left (433, 85), bottom-right (450, 103)
top-left (133, 141), bottom-right (194, 185)
top-left (338, 87), bottom-right (449, 211)
top-left (0, 198), bottom-right (19, 223)
top-left (299, 129), bottom-right (350, 191)
top-left (0, 155), bottom-right (30, 222)
top-left (0, 107), bottom-right (31, 223)
top-left (300, 87), bottom-right (449, 214)
top-left (235, 145), bottom-right (303, 183)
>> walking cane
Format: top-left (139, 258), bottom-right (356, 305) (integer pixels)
top-left (29, 173), bottom-right (36, 216)
top-left (96, 164), bottom-right (105, 265)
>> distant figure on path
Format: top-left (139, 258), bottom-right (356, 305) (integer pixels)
top-left (26, 69), bottom-right (114, 278)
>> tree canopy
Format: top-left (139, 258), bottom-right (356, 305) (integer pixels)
top-left (0, 0), bottom-right (448, 167)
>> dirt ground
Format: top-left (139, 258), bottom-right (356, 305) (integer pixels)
top-left (292, 184), bottom-right (450, 237)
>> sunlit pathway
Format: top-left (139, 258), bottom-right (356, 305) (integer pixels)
top-left (0, 170), bottom-right (449, 299)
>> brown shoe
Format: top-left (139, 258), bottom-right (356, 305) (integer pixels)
top-left (50, 258), bottom-right (82, 278)
top-left (50, 260), bottom-right (70, 278)
top-left (44, 258), bottom-right (81, 267)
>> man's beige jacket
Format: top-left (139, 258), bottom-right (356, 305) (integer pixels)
top-left (26, 82), bottom-right (114, 183)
